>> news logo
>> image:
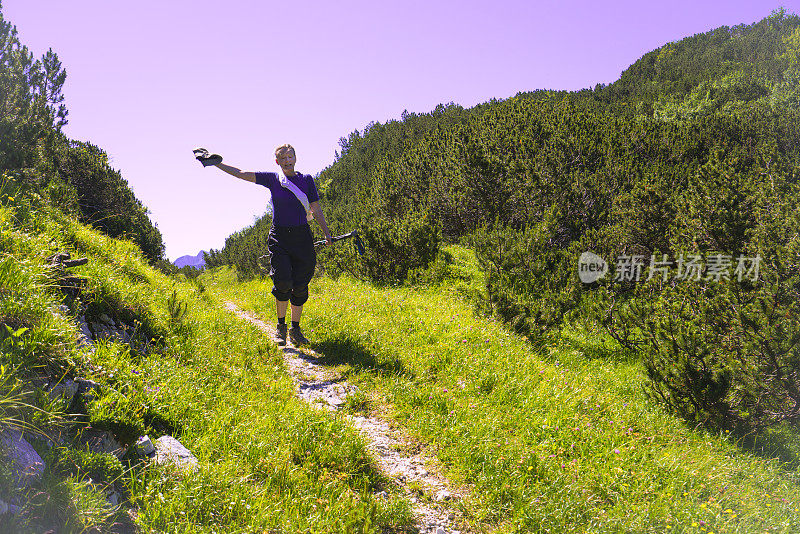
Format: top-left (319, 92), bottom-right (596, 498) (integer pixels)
top-left (578, 251), bottom-right (608, 283)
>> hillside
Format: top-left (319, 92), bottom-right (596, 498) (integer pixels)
top-left (211, 9), bottom-right (800, 281)
top-left (0, 8), bottom-right (165, 263)
top-left (208, 247), bottom-right (800, 533)
top-left (0, 189), bottom-right (419, 532)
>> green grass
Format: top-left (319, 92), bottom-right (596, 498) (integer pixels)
top-left (5, 182), bottom-right (800, 533)
top-left (213, 245), bottom-right (800, 533)
top-left (0, 197), bottom-right (414, 533)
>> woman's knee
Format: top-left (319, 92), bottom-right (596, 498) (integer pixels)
top-left (272, 279), bottom-right (293, 301)
top-left (290, 284), bottom-right (309, 306)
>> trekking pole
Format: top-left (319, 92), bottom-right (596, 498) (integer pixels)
top-left (314, 230), bottom-right (365, 255)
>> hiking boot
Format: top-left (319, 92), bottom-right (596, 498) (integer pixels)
top-left (289, 326), bottom-right (309, 346)
top-left (273, 323), bottom-right (287, 346)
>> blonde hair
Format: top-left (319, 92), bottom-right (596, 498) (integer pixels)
top-left (275, 144), bottom-right (295, 158)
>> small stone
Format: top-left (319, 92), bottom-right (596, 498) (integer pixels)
top-left (77, 429), bottom-right (125, 459)
top-left (0, 497), bottom-right (19, 516)
top-left (435, 527), bottom-right (447, 534)
top-left (90, 322), bottom-right (104, 338)
top-left (75, 378), bottom-right (100, 400)
top-left (77, 316), bottom-right (94, 346)
top-left (48, 379), bottom-right (78, 404)
top-left (106, 490), bottom-right (120, 506)
top-left (0, 427), bottom-right (45, 487)
top-left (135, 435), bottom-right (156, 457)
top-left (435, 489), bottom-right (451, 502)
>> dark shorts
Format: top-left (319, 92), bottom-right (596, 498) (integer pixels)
top-left (267, 224), bottom-right (316, 306)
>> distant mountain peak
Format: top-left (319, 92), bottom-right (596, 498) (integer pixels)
top-left (174, 250), bottom-right (206, 269)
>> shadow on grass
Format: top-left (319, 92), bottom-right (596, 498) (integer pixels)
top-left (734, 425), bottom-right (800, 470)
top-left (559, 328), bottom-right (641, 364)
top-left (311, 336), bottom-right (415, 379)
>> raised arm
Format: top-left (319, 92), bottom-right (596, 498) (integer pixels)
top-left (215, 162), bottom-right (257, 183)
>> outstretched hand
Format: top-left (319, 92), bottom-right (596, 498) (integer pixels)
top-left (193, 147), bottom-right (223, 167)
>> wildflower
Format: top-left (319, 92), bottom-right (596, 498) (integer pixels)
top-left (613, 449), bottom-right (620, 454)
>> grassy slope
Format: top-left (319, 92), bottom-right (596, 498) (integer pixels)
top-left (4, 188), bottom-right (800, 532)
top-left (213, 245), bottom-right (800, 534)
top-left (0, 197), bottom-right (412, 533)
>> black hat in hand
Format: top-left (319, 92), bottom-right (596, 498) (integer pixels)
top-left (193, 147), bottom-right (223, 167)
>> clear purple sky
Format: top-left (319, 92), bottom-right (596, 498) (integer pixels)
top-left (4, 1), bottom-right (796, 260)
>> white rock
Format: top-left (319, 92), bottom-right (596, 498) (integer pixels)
top-left (154, 436), bottom-right (198, 471)
top-left (435, 490), bottom-right (452, 502)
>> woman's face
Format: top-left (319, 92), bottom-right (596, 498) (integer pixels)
top-left (276, 149), bottom-right (296, 172)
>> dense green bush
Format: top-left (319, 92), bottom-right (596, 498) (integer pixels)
top-left (319, 211), bottom-right (441, 285)
top-left (308, 10), bottom-right (800, 433)
top-left (472, 212), bottom-right (581, 341)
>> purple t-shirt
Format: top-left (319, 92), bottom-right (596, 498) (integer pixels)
top-left (255, 171), bottom-right (320, 227)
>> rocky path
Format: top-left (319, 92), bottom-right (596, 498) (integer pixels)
top-left (224, 302), bottom-right (466, 534)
